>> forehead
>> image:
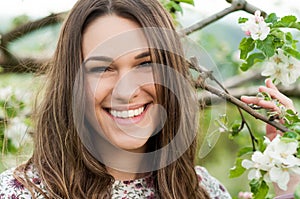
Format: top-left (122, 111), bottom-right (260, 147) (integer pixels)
top-left (82, 15), bottom-right (149, 59)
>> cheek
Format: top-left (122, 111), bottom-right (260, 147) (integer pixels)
top-left (86, 76), bottom-right (114, 103)
top-left (142, 83), bottom-right (157, 101)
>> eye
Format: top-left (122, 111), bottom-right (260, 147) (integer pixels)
top-left (88, 66), bottom-right (113, 73)
top-left (138, 61), bottom-right (153, 68)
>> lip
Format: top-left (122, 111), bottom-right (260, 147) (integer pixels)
top-left (104, 103), bottom-right (152, 125)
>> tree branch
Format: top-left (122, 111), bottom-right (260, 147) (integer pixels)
top-left (188, 57), bottom-right (290, 133)
top-left (181, 0), bottom-right (267, 36)
top-left (0, 57), bottom-right (47, 73)
top-left (200, 84), bottom-right (300, 104)
top-left (198, 82), bottom-right (290, 132)
top-left (0, 12), bottom-right (65, 73)
top-left (1, 12), bottom-right (66, 47)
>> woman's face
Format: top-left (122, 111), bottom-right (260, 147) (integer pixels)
top-left (82, 15), bottom-right (160, 152)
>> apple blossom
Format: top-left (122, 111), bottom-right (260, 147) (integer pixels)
top-left (241, 10), bottom-right (270, 41)
top-left (241, 151), bottom-right (273, 180)
top-left (262, 49), bottom-right (300, 86)
top-left (242, 135), bottom-right (300, 191)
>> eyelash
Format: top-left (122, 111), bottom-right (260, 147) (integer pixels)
top-left (138, 61), bottom-right (152, 67)
top-left (88, 66), bottom-right (113, 73)
top-left (87, 61), bottom-right (152, 74)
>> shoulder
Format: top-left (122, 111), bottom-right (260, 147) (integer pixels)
top-left (0, 164), bottom-right (46, 198)
top-left (195, 166), bottom-right (232, 199)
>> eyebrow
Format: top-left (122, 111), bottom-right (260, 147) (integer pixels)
top-left (134, 51), bottom-right (150, 59)
top-left (84, 51), bottom-right (150, 64)
top-left (84, 56), bottom-right (113, 63)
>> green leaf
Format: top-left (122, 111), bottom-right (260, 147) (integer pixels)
top-left (256, 36), bottom-right (276, 58)
top-left (270, 29), bottom-right (284, 48)
top-left (285, 32), bottom-right (294, 45)
top-left (240, 53), bottom-right (265, 71)
top-left (281, 15), bottom-right (297, 24)
top-left (254, 180), bottom-right (269, 199)
top-left (265, 13), bottom-right (278, 24)
top-left (250, 179), bottom-right (260, 194)
top-left (257, 137), bottom-right (267, 152)
top-left (282, 131), bottom-right (299, 143)
top-left (219, 114), bottom-right (228, 125)
top-left (291, 123), bottom-right (300, 134)
top-left (283, 131), bottom-right (298, 139)
top-left (284, 110), bottom-right (300, 124)
top-left (237, 147), bottom-right (253, 157)
top-left (174, 0), bottom-right (194, 5)
top-left (257, 92), bottom-right (272, 101)
top-left (239, 38), bottom-right (255, 60)
top-left (286, 109), bottom-right (297, 115)
top-left (165, 1), bottom-right (183, 13)
top-left (229, 158), bottom-right (246, 178)
top-left (230, 121), bottom-right (242, 137)
top-left (283, 46), bottom-right (300, 60)
top-left (5, 106), bottom-right (18, 118)
top-left (238, 17), bottom-right (248, 24)
top-left (294, 183), bottom-right (300, 199)
top-left (273, 15), bottom-right (300, 30)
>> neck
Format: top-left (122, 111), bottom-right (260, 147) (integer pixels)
top-left (106, 167), bottom-right (150, 181)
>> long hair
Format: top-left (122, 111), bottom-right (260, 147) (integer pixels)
top-left (18, 0), bottom-right (210, 198)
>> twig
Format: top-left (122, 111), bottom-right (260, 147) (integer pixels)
top-left (181, 0), bottom-right (267, 36)
top-left (198, 82), bottom-right (290, 132)
top-left (1, 12), bottom-right (66, 47)
top-left (189, 57), bottom-right (289, 132)
top-left (0, 12), bottom-right (65, 73)
top-left (0, 57), bottom-right (47, 73)
top-left (190, 57), bottom-right (258, 149)
top-left (199, 84), bottom-right (300, 105)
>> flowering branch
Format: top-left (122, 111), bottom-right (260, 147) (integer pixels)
top-left (181, 0), bottom-right (266, 36)
top-left (201, 84), bottom-right (300, 104)
top-left (188, 57), bottom-right (290, 133)
top-left (197, 79), bottom-right (290, 133)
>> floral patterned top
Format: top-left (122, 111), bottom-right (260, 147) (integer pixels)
top-left (0, 164), bottom-right (231, 198)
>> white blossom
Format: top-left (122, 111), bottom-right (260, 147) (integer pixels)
top-left (0, 86), bottom-right (13, 101)
top-left (264, 135), bottom-right (300, 166)
top-left (262, 49), bottom-right (300, 86)
top-left (242, 151), bottom-right (273, 180)
top-left (4, 117), bottom-right (30, 148)
top-left (242, 135), bottom-right (300, 190)
top-left (286, 56), bottom-right (300, 84)
top-left (241, 10), bottom-right (270, 41)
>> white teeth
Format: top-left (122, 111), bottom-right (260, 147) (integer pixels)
top-left (134, 109), bottom-right (139, 116)
top-left (121, 111), bottom-right (128, 118)
top-left (128, 110), bottom-right (134, 117)
top-left (109, 106), bottom-right (145, 118)
top-left (117, 111), bottom-right (122, 117)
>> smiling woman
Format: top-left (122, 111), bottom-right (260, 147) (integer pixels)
top-left (82, 15), bottom-right (159, 152)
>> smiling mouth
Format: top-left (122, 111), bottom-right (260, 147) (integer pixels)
top-left (105, 103), bottom-right (150, 119)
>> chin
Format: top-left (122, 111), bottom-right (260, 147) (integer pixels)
top-left (114, 137), bottom-right (148, 152)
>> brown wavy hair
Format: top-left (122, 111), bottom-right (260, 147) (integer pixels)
top-left (17, 0), bottom-right (210, 198)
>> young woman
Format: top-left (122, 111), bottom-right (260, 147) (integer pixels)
top-left (0, 0), bottom-right (296, 198)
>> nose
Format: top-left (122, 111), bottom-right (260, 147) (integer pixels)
top-left (112, 70), bottom-right (140, 103)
